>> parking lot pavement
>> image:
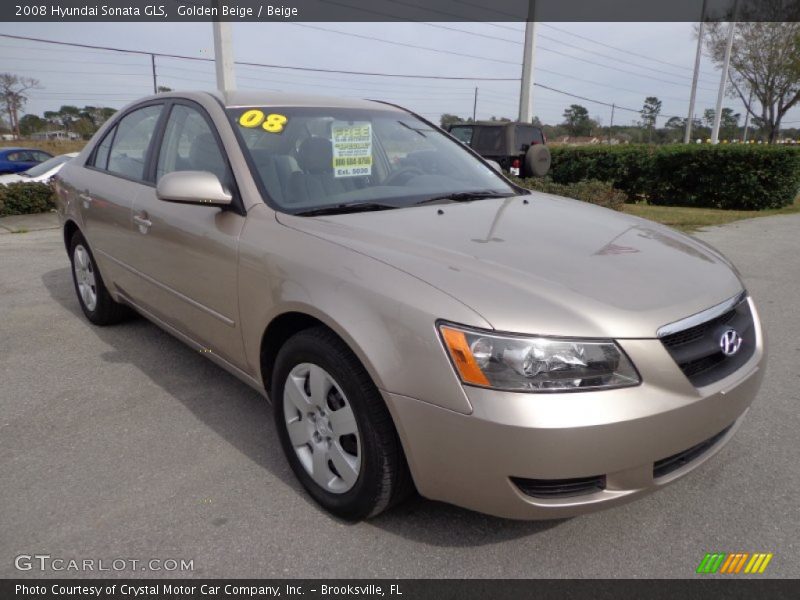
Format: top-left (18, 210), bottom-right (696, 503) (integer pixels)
top-left (1, 213), bottom-right (798, 579)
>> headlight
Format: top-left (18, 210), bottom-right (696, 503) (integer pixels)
top-left (438, 323), bottom-right (640, 392)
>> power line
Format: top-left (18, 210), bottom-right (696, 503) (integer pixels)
top-left (311, 2), bottom-right (720, 90)
top-left (5, 69), bottom-right (150, 77)
top-left (0, 33), bottom-right (520, 81)
top-left (285, 24), bottom-right (718, 93)
top-left (317, 0), bottom-right (519, 32)
top-left (541, 23), bottom-right (718, 78)
top-left (4, 32), bottom-right (706, 124)
top-left (536, 44), bottom-right (717, 92)
top-left (534, 82), bottom-right (684, 121)
top-left (3, 56), bottom-right (154, 68)
top-left (447, 0), bottom-right (719, 79)
top-left (289, 23), bottom-right (520, 66)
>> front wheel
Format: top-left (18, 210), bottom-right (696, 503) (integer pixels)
top-left (69, 231), bottom-right (132, 325)
top-left (272, 327), bottom-right (413, 520)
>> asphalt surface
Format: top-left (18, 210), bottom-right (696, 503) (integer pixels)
top-left (1, 213), bottom-right (798, 579)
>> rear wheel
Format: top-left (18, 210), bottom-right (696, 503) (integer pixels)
top-left (272, 327), bottom-right (413, 520)
top-left (69, 231), bottom-right (131, 325)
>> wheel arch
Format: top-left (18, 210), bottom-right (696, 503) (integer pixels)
top-left (258, 307), bottom-right (387, 400)
top-left (63, 218), bottom-right (81, 252)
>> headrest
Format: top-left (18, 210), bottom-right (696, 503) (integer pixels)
top-left (297, 136), bottom-right (333, 174)
top-left (189, 132), bottom-right (224, 178)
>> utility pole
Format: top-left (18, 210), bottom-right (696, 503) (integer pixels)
top-left (518, 1), bottom-right (536, 123)
top-left (685, 0), bottom-right (706, 143)
top-left (473, 87), bottom-right (478, 122)
top-left (742, 88), bottom-right (753, 141)
top-left (151, 54), bottom-right (157, 94)
top-left (213, 18), bottom-right (236, 93)
top-left (712, 4), bottom-right (738, 144)
top-left (608, 103), bottom-right (615, 144)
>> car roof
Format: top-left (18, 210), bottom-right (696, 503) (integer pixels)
top-left (0, 147), bottom-right (30, 153)
top-left (212, 90), bottom-right (406, 111)
top-left (141, 90), bottom-right (407, 113)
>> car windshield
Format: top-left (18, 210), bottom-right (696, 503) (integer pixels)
top-left (23, 154), bottom-right (73, 177)
top-left (228, 106), bottom-right (515, 214)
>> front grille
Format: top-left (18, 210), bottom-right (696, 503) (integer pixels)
top-left (660, 296), bottom-right (755, 387)
top-left (661, 308), bottom-right (736, 347)
top-left (511, 475), bottom-right (606, 499)
top-left (653, 425), bottom-right (732, 479)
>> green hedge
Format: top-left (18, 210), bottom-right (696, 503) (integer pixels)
top-left (548, 144), bottom-right (800, 210)
top-left (511, 177), bottom-right (626, 211)
top-left (0, 182), bottom-right (55, 216)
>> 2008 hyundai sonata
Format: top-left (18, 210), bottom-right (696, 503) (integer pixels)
top-left (54, 91), bottom-right (765, 520)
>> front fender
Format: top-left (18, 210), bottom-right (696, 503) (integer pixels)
top-left (237, 205), bottom-right (489, 415)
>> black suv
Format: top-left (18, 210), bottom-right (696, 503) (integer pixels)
top-left (447, 121), bottom-right (548, 177)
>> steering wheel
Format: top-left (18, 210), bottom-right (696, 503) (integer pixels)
top-left (383, 167), bottom-right (425, 186)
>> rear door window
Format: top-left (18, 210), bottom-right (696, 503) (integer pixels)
top-left (92, 127), bottom-right (115, 170)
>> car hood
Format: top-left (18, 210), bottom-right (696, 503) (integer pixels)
top-left (0, 173), bottom-right (26, 184)
top-left (276, 193), bottom-right (744, 338)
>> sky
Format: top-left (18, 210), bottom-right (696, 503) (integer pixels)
top-left (2, 20), bottom-right (798, 132)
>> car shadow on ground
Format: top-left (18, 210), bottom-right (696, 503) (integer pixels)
top-left (42, 266), bottom-right (567, 546)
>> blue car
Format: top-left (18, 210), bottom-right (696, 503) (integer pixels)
top-left (0, 147), bottom-right (53, 174)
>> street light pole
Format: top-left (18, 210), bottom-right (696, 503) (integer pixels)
top-left (608, 103), bottom-right (615, 143)
top-left (712, 2), bottom-right (738, 144)
top-left (742, 89), bottom-right (753, 142)
top-left (518, 1), bottom-right (536, 123)
top-left (684, 0), bottom-right (706, 143)
top-left (213, 18), bottom-right (236, 93)
top-left (151, 54), bottom-right (157, 94)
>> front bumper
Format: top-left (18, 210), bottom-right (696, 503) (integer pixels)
top-left (384, 309), bottom-right (765, 519)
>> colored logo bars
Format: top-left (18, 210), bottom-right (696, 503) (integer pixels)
top-left (696, 552), bottom-right (773, 574)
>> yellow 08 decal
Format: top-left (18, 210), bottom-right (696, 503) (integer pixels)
top-left (263, 113), bottom-right (288, 133)
top-left (238, 109), bottom-right (287, 133)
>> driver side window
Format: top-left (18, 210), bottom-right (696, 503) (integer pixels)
top-left (106, 105), bottom-right (162, 181)
top-left (156, 104), bottom-right (230, 188)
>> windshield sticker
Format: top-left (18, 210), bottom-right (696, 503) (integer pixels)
top-left (238, 110), bottom-right (287, 133)
top-left (331, 121), bottom-right (372, 178)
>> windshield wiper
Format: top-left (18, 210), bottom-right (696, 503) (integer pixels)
top-left (294, 202), bottom-right (398, 217)
top-left (397, 120), bottom-right (429, 138)
top-left (414, 191), bottom-right (515, 206)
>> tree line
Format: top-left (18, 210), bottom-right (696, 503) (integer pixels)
top-left (0, 72), bottom-right (118, 139)
top-left (441, 20), bottom-right (800, 144)
top-left (441, 98), bottom-right (792, 144)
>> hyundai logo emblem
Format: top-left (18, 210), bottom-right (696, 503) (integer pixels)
top-left (720, 329), bottom-right (743, 356)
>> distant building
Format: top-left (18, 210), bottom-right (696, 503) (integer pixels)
top-left (552, 136), bottom-right (623, 146)
top-left (30, 130), bottom-right (81, 141)
top-left (1, 133), bottom-right (17, 141)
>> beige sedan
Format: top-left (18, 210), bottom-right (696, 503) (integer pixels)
top-left (54, 91), bottom-right (765, 520)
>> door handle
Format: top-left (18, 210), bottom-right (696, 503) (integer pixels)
top-left (133, 214), bottom-right (152, 233)
top-left (79, 193), bottom-right (93, 208)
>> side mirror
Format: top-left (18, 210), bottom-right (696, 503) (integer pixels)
top-left (156, 171), bottom-right (233, 207)
top-left (486, 160), bottom-right (503, 173)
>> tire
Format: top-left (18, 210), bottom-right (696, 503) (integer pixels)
top-left (69, 231), bottom-right (132, 326)
top-left (272, 327), bottom-right (413, 520)
top-left (524, 144), bottom-right (552, 178)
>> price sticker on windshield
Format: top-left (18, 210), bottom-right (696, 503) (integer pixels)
top-left (238, 110), bottom-right (288, 134)
top-left (331, 121), bottom-right (372, 178)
